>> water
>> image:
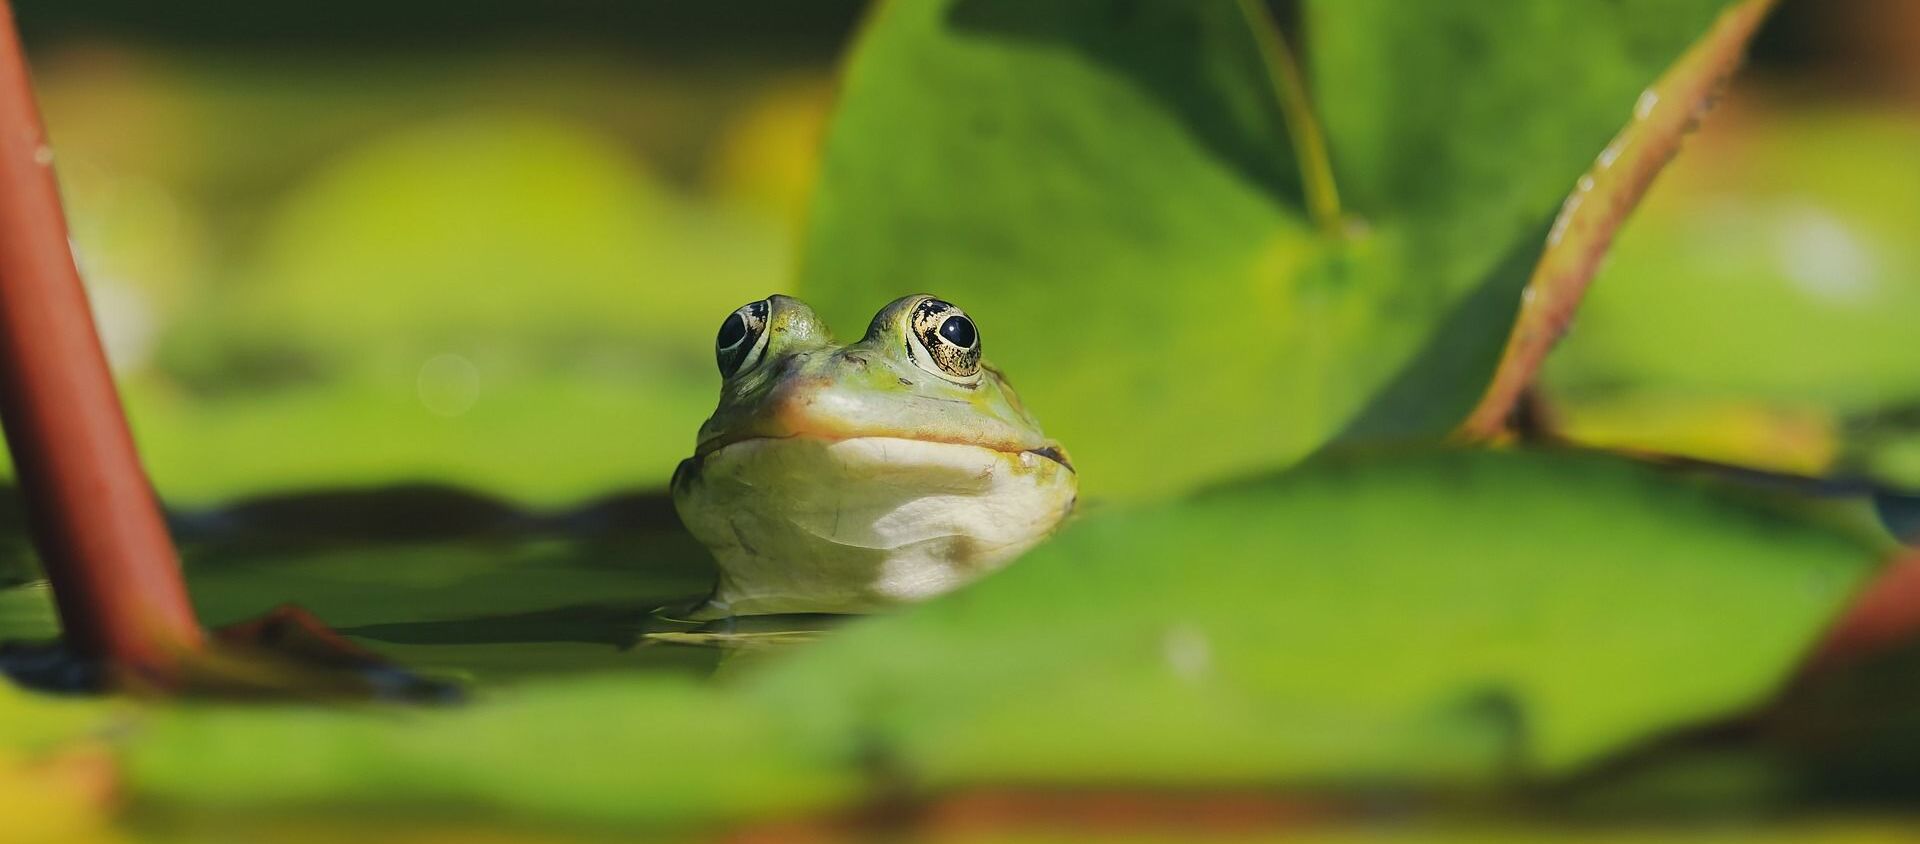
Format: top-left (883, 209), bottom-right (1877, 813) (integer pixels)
top-left (0, 484), bottom-right (823, 689)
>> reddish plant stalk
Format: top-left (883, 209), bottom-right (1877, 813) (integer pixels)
top-left (0, 1), bottom-right (203, 679)
top-left (1456, 0), bottom-right (1776, 440)
top-left (1805, 549), bottom-right (1920, 672)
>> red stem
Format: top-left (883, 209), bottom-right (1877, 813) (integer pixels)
top-left (1805, 549), bottom-right (1920, 672)
top-left (0, 1), bottom-right (203, 679)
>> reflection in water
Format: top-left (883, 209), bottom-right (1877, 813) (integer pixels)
top-left (343, 603), bottom-right (654, 650)
top-left (641, 607), bottom-right (850, 648)
top-left (0, 484), bottom-right (869, 687)
top-left (1879, 490), bottom-right (1920, 545)
top-left (639, 609), bottom-right (855, 680)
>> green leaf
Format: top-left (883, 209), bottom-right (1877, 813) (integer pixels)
top-left (747, 449), bottom-right (1876, 786)
top-left (105, 450), bottom-right (1876, 829)
top-left (798, 0), bottom-right (1749, 498)
top-left (124, 676), bottom-right (862, 828)
top-left (1309, 0), bottom-right (1725, 233)
top-left (798, 0), bottom-right (1318, 500)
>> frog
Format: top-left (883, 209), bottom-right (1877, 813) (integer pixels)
top-left (671, 294), bottom-right (1077, 618)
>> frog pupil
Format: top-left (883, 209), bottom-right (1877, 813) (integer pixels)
top-left (716, 313), bottom-right (747, 350)
top-left (938, 314), bottom-right (977, 349)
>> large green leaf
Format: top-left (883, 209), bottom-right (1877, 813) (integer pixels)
top-left (745, 449), bottom-right (1875, 784)
top-left (108, 451), bottom-right (1876, 828)
top-left (1310, 1), bottom-right (1723, 232)
top-left (799, 0), bottom-right (1319, 501)
top-left (124, 675), bottom-right (861, 828)
top-left (798, 0), bottom-right (1738, 499)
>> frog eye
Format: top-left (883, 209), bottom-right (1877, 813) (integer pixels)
top-left (716, 299), bottom-right (772, 377)
top-left (906, 297), bottom-right (981, 381)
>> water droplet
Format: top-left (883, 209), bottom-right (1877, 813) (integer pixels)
top-left (1634, 89), bottom-right (1660, 121)
top-left (417, 353), bottom-right (481, 417)
top-left (1595, 141), bottom-right (1622, 170)
top-left (1547, 191), bottom-right (1584, 247)
top-left (31, 145), bottom-right (52, 166)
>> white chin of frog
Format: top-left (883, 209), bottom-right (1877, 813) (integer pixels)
top-left (673, 435), bottom-right (1077, 618)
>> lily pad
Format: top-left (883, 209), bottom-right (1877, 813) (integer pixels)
top-left (747, 448), bottom-right (1877, 785)
top-left (109, 450), bottom-right (1877, 829)
top-left (125, 675), bottom-right (863, 828)
top-left (798, 0), bottom-right (1746, 498)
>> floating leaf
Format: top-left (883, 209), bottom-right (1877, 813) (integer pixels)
top-left (108, 451), bottom-right (1878, 830)
top-left (748, 449), bottom-right (1877, 785)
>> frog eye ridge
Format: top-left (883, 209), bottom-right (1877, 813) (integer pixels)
top-left (716, 299), bottom-right (772, 377)
top-left (907, 297), bottom-right (981, 381)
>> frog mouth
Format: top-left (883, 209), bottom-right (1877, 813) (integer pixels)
top-left (1021, 444), bottom-right (1074, 471)
top-left (694, 432), bottom-right (1074, 473)
top-left (671, 433), bottom-right (1081, 616)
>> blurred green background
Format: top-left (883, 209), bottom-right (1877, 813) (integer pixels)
top-left (9, 2), bottom-right (862, 504)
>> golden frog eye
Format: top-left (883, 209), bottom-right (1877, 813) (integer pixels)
top-left (716, 299), bottom-right (771, 377)
top-left (908, 297), bottom-right (981, 380)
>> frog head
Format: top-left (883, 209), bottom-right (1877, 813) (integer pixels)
top-left (672, 294), bottom-right (1076, 617)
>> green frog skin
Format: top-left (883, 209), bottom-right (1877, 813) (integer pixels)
top-left (672, 294), bottom-right (1076, 617)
